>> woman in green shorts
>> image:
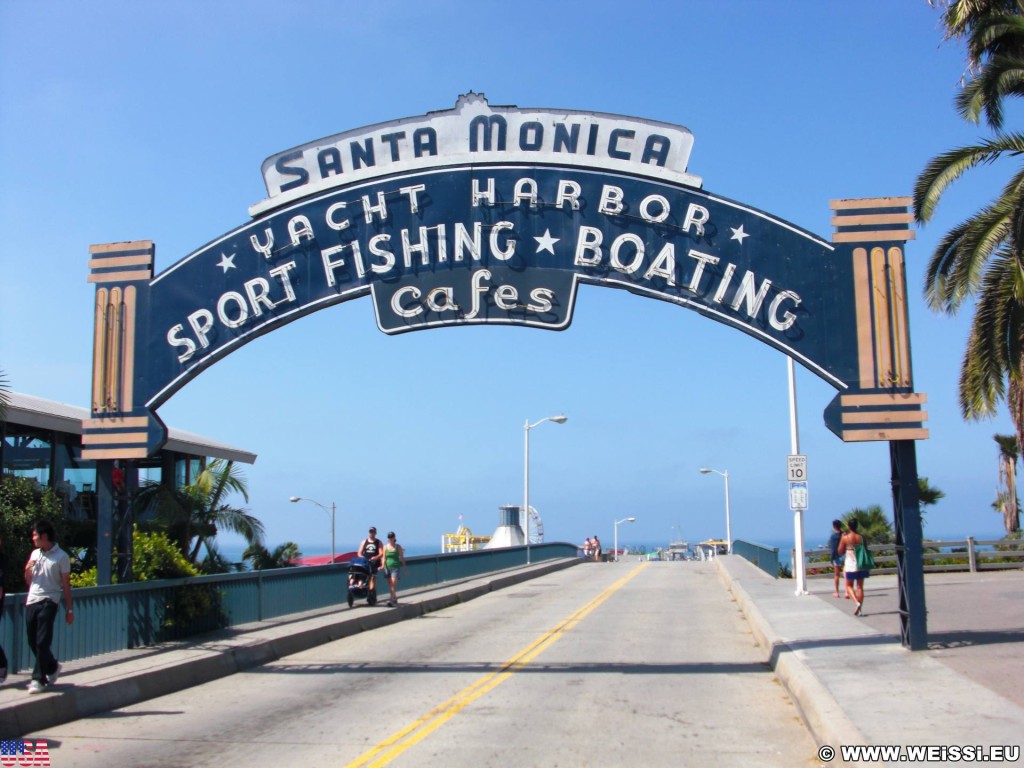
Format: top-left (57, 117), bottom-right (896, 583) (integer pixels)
top-left (383, 532), bottom-right (407, 607)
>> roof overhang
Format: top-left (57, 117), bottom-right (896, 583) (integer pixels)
top-left (4, 392), bottom-right (257, 464)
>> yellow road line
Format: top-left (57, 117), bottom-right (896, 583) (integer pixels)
top-left (346, 563), bottom-right (649, 768)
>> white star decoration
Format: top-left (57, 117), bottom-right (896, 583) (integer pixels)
top-left (534, 229), bottom-right (560, 255)
top-left (217, 252), bottom-right (237, 273)
top-left (730, 225), bottom-right (750, 244)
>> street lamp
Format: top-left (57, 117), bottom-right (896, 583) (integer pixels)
top-left (289, 496), bottom-right (336, 564)
top-left (613, 517), bottom-right (636, 562)
top-left (523, 415), bottom-right (568, 565)
top-left (699, 468), bottom-right (732, 554)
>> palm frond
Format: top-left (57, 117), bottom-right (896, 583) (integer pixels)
top-left (193, 460), bottom-right (249, 507)
top-left (956, 54), bottom-right (1024, 128)
top-left (940, 2), bottom-right (1024, 48)
top-left (210, 504), bottom-right (265, 545)
top-left (958, 250), bottom-right (1024, 417)
top-left (995, 432), bottom-right (1021, 460)
top-left (966, 12), bottom-right (1024, 65)
top-left (913, 134), bottom-right (1024, 223)
top-left (924, 199), bottom-right (1012, 310)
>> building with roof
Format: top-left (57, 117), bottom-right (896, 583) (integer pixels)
top-left (1, 391), bottom-right (257, 582)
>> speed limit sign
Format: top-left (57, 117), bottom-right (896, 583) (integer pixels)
top-left (787, 455), bottom-right (807, 482)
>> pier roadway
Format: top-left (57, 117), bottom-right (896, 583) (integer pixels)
top-left (6, 557), bottom-right (1023, 767)
top-left (10, 560), bottom-right (818, 767)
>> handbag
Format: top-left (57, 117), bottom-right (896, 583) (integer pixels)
top-left (855, 541), bottom-right (875, 571)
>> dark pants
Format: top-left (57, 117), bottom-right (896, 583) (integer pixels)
top-left (26, 600), bottom-right (59, 683)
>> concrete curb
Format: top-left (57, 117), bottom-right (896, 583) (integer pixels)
top-left (2, 558), bottom-right (582, 736)
top-left (717, 557), bottom-right (1024, 767)
top-left (715, 557), bottom-right (872, 760)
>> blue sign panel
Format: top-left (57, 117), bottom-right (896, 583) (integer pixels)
top-left (82, 96), bottom-right (926, 459)
top-left (142, 167), bottom-right (849, 407)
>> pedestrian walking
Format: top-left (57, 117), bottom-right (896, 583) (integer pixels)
top-left (383, 531), bottom-right (406, 607)
top-left (357, 527), bottom-right (384, 594)
top-left (581, 537), bottom-right (593, 559)
top-left (837, 518), bottom-right (868, 616)
top-left (23, 519), bottom-right (74, 694)
top-left (827, 520), bottom-right (844, 598)
top-left (592, 535), bottom-right (602, 562)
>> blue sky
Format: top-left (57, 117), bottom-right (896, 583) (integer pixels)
top-left (0, 1), bottom-right (1016, 555)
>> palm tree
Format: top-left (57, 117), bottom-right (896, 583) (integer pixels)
top-left (934, 1), bottom-right (1024, 69)
top-left (244, 542), bottom-right (302, 570)
top-left (917, 477), bottom-right (946, 528)
top-left (197, 541), bottom-right (246, 574)
top-left (954, 15), bottom-right (1024, 129)
top-left (135, 459), bottom-right (265, 564)
top-left (994, 433), bottom-right (1021, 531)
top-left (914, 7), bottom-right (1024, 454)
top-left (918, 477), bottom-right (946, 510)
top-left (843, 506), bottom-right (895, 545)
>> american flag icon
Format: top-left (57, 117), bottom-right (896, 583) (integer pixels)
top-left (0, 739), bottom-right (49, 766)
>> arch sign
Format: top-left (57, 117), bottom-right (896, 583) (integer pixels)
top-left (84, 93), bottom-right (927, 458)
top-left (83, 93), bottom-right (931, 648)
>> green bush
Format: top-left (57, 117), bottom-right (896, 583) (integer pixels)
top-left (0, 475), bottom-right (64, 594)
top-left (133, 527), bottom-right (201, 581)
top-left (72, 527), bottom-right (225, 639)
top-left (72, 527), bottom-right (199, 586)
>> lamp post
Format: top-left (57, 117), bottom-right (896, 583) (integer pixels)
top-left (523, 415), bottom-right (568, 565)
top-left (613, 517), bottom-right (636, 562)
top-left (699, 468), bottom-right (732, 553)
top-left (289, 496), bottom-right (335, 564)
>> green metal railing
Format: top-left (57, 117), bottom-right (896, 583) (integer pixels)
top-left (0, 542), bottom-right (577, 674)
top-left (732, 539), bottom-right (780, 578)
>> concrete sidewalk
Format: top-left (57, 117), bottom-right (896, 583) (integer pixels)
top-left (717, 556), bottom-right (1024, 759)
top-left (0, 557), bottom-right (582, 737)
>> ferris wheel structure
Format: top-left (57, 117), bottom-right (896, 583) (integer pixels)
top-left (519, 505), bottom-right (544, 544)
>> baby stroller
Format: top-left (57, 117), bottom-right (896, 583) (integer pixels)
top-left (347, 556), bottom-right (377, 607)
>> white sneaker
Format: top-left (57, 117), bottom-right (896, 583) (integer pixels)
top-left (27, 681), bottom-right (45, 695)
top-left (48, 663), bottom-right (62, 685)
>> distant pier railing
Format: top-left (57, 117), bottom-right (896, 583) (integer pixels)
top-left (800, 536), bottom-right (1024, 577)
top-left (0, 542), bottom-right (577, 675)
top-left (732, 540), bottom-right (780, 578)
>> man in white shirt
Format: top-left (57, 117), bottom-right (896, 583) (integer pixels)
top-left (23, 519), bottom-right (74, 694)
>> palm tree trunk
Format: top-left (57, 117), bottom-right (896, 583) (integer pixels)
top-left (1008, 379), bottom-right (1023, 533)
top-left (1012, 378), bottom-right (1024, 464)
top-left (1000, 454), bottom-right (1020, 534)
top-left (1007, 463), bottom-right (1020, 533)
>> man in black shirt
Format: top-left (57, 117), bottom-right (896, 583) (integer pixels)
top-left (358, 527), bottom-right (384, 593)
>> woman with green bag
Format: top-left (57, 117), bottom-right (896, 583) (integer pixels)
top-left (838, 519), bottom-right (871, 616)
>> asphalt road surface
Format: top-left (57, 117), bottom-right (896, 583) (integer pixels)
top-left (29, 561), bottom-right (817, 767)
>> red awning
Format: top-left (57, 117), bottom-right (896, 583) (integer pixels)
top-left (291, 551), bottom-right (357, 566)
